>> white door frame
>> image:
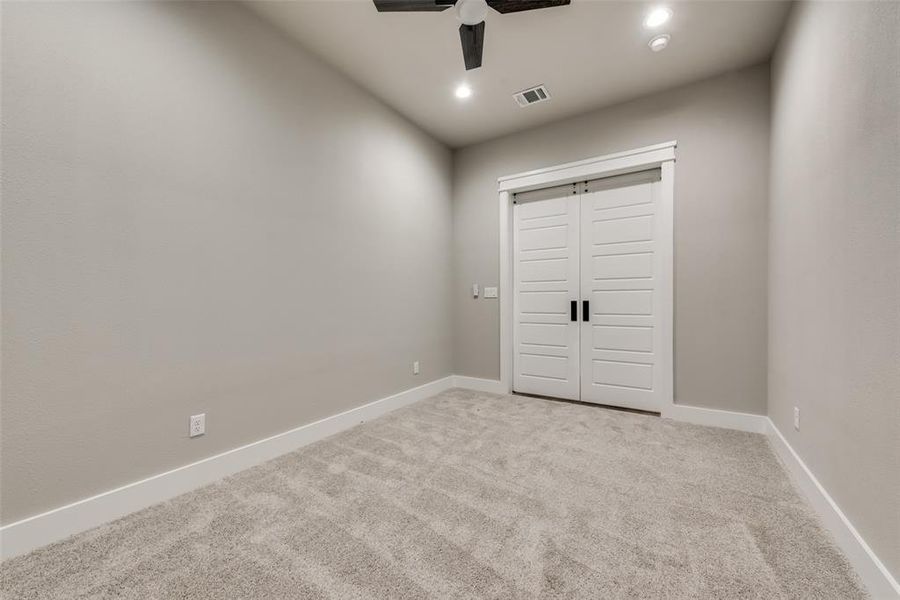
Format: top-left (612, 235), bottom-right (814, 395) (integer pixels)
top-left (498, 141), bottom-right (676, 414)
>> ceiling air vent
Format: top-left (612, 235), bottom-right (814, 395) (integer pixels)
top-left (513, 85), bottom-right (551, 107)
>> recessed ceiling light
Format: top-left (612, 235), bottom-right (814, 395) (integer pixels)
top-left (644, 7), bottom-right (672, 28)
top-left (455, 83), bottom-right (472, 99)
top-left (648, 34), bottom-right (670, 52)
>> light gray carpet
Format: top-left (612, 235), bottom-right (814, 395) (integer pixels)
top-left (2, 389), bottom-right (867, 599)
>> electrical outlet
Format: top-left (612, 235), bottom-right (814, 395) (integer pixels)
top-left (413, 360), bottom-right (420, 375)
top-left (793, 407), bottom-right (800, 431)
top-left (190, 413), bottom-right (206, 438)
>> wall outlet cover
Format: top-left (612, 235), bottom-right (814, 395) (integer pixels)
top-left (793, 407), bottom-right (800, 431)
top-left (413, 361), bottom-right (420, 375)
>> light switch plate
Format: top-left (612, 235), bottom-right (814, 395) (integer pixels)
top-left (484, 287), bottom-right (498, 299)
top-left (472, 284), bottom-right (479, 298)
top-left (190, 413), bottom-right (206, 438)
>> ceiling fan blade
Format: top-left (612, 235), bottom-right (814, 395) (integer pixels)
top-left (459, 21), bottom-right (485, 70)
top-left (486, 0), bottom-right (569, 14)
top-left (373, 0), bottom-right (456, 12)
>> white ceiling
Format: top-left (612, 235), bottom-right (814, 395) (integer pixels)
top-left (247, 0), bottom-right (791, 148)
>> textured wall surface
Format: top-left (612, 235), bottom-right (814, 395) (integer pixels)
top-left (452, 64), bottom-right (771, 415)
top-left (768, 0), bottom-right (900, 579)
top-left (1, 1), bottom-right (453, 524)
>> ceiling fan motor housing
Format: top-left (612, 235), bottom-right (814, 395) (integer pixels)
top-left (373, 0), bottom-right (571, 71)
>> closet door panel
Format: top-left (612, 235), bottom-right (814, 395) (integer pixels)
top-left (580, 174), bottom-right (663, 412)
top-left (513, 192), bottom-right (580, 400)
top-left (591, 252), bottom-right (653, 279)
top-left (590, 325), bottom-right (653, 353)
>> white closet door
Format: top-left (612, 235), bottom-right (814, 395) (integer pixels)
top-left (580, 172), bottom-right (664, 412)
top-left (513, 189), bottom-right (580, 400)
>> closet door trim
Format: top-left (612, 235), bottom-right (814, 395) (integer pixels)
top-left (498, 142), bottom-right (674, 416)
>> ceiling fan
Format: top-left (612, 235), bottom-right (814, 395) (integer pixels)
top-left (373, 0), bottom-right (571, 70)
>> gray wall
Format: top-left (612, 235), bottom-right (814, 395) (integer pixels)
top-left (769, 1), bottom-right (900, 579)
top-left (453, 64), bottom-right (771, 414)
top-left (0, 1), bottom-right (453, 524)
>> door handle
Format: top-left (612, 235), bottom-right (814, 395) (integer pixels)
top-left (570, 300), bottom-right (577, 322)
top-left (583, 300), bottom-right (589, 322)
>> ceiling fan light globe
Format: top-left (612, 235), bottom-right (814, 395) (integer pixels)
top-left (456, 0), bottom-right (488, 26)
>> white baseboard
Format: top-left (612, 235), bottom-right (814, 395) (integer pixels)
top-left (0, 376), bottom-right (455, 561)
top-left (662, 403), bottom-right (768, 433)
top-left (6, 376), bottom-right (895, 600)
top-left (452, 375), bottom-right (508, 395)
top-left (766, 419), bottom-right (900, 599)
top-left (451, 379), bottom-right (770, 435)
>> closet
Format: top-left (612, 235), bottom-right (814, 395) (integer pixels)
top-left (512, 169), bottom-right (666, 412)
